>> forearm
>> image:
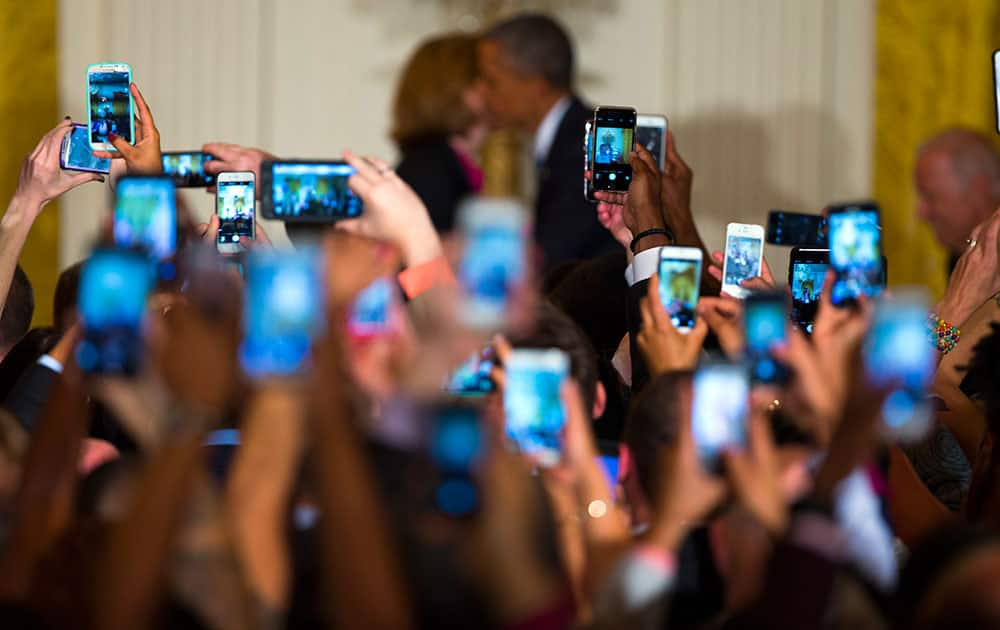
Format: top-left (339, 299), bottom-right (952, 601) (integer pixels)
top-left (0, 195), bottom-right (40, 320)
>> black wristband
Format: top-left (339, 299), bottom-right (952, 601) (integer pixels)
top-left (630, 227), bottom-right (674, 254)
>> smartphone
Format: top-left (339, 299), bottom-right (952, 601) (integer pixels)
top-left (721, 222), bottom-right (765, 298)
top-left (60, 123), bottom-right (110, 174)
top-left (240, 248), bottom-right (325, 379)
top-left (86, 62), bottom-right (133, 152)
top-left (827, 202), bottom-right (883, 306)
top-left (658, 246), bottom-right (702, 331)
top-left (788, 247), bottom-right (829, 333)
top-left (503, 348), bottom-right (569, 467)
top-left (75, 248), bottom-right (154, 375)
top-left (863, 290), bottom-right (935, 442)
top-left (583, 119), bottom-right (597, 202)
top-left (766, 210), bottom-right (827, 247)
top-left (114, 175), bottom-right (177, 260)
top-left (348, 276), bottom-right (397, 338)
top-left (260, 160), bottom-right (363, 222)
top-left (445, 348), bottom-right (495, 397)
top-left (457, 197), bottom-right (527, 329)
top-left (744, 291), bottom-right (789, 384)
top-left (162, 151), bottom-right (216, 187)
top-left (993, 50), bottom-right (1000, 133)
top-left (590, 106), bottom-right (637, 192)
top-left (692, 362), bottom-right (749, 472)
top-left (215, 171), bottom-right (255, 254)
top-left (636, 114), bottom-right (668, 169)
top-left (428, 400), bottom-right (484, 516)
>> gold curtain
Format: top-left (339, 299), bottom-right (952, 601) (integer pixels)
top-left (874, 0), bottom-right (1000, 295)
top-left (0, 2), bottom-right (59, 327)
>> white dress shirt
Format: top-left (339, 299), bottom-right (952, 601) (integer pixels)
top-left (532, 95), bottom-right (572, 166)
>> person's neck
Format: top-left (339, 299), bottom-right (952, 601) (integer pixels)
top-left (529, 90), bottom-right (571, 133)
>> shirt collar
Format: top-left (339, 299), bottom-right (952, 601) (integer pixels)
top-left (532, 95), bottom-right (572, 165)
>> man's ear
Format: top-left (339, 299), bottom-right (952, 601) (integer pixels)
top-left (592, 381), bottom-right (607, 420)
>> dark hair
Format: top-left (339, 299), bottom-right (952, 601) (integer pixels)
top-left (623, 372), bottom-right (691, 501)
top-left (508, 300), bottom-right (599, 415)
top-left (53, 261), bottom-right (83, 334)
top-left (484, 13), bottom-right (574, 90)
top-left (961, 322), bottom-right (1000, 427)
top-left (0, 266), bottom-right (34, 354)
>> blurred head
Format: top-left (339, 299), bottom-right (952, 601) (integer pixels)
top-left (391, 33), bottom-right (487, 148)
top-left (914, 128), bottom-right (1000, 255)
top-left (53, 261), bottom-right (83, 334)
top-left (478, 13), bottom-right (574, 131)
top-left (0, 265), bottom-right (34, 360)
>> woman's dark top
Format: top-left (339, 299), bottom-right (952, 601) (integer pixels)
top-left (395, 136), bottom-right (476, 234)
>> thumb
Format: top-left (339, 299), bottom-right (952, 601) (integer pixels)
top-left (108, 133), bottom-right (133, 158)
top-left (689, 316), bottom-right (710, 347)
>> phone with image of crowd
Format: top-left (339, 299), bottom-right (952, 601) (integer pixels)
top-left (827, 202), bottom-right (884, 307)
top-left (457, 197), bottom-right (527, 329)
top-left (86, 62), bottom-right (133, 152)
top-left (445, 348), bottom-right (496, 397)
top-left (788, 247), bottom-right (829, 334)
top-left (503, 348), bottom-right (569, 467)
top-left (658, 246), bottom-right (702, 332)
top-left (348, 276), bottom-right (398, 338)
top-left (215, 171), bottom-right (255, 254)
top-left (428, 400), bottom-right (484, 517)
top-left (260, 160), bottom-right (363, 222)
top-left (721, 222), bottom-right (765, 298)
top-left (162, 151), bottom-right (216, 187)
top-left (240, 248), bottom-right (325, 379)
top-left (590, 106), bottom-right (636, 192)
top-left (114, 175), bottom-right (177, 261)
top-left (766, 210), bottom-right (827, 247)
top-left (863, 290), bottom-right (935, 442)
top-left (636, 114), bottom-right (668, 169)
top-left (744, 291), bottom-right (789, 385)
top-left (60, 123), bottom-right (111, 174)
top-left (76, 248), bottom-right (155, 376)
top-left (692, 362), bottom-right (749, 472)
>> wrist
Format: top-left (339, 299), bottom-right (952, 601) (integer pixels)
top-left (398, 220), bottom-right (442, 268)
top-left (3, 195), bottom-right (42, 230)
top-left (647, 518), bottom-right (690, 551)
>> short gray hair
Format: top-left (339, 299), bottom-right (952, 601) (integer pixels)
top-left (484, 13), bottom-right (574, 90)
top-left (918, 127), bottom-right (1000, 201)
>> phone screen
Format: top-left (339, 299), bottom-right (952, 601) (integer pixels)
top-left (76, 250), bottom-right (154, 375)
top-left (63, 124), bottom-right (110, 173)
top-left (265, 162), bottom-right (363, 221)
top-left (504, 349), bottom-right (569, 466)
top-left (348, 277), bottom-right (395, 337)
top-left (723, 234), bottom-right (763, 290)
top-left (766, 211), bottom-right (827, 247)
top-left (216, 177), bottom-right (255, 248)
top-left (745, 293), bottom-right (789, 384)
top-left (429, 402), bottom-right (483, 516)
top-left (458, 199), bottom-right (526, 328)
top-left (446, 350), bottom-right (495, 396)
top-left (828, 206), bottom-right (883, 305)
top-left (163, 152), bottom-right (215, 187)
top-left (240, 249), bottom-right (325, 379)
top-left (591, 108), bottom-right (636, 191)
top-left (658, 252), bottom-right (701, 329)
top-left (635, 125), bottom-right (665, 168)
top-left (864, 292), bottom-right (934, 439)
top-left (692, 364), bottom-right (749, 471)
top-left (790, 260), bottom-right (828, 332)
top-left (88, 67), bottom-right (132, 146)
top-left (114, 176), bottom-right (177, 260)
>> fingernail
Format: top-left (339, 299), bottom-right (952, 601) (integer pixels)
top-left (108, 133), bottom-right (117, 141)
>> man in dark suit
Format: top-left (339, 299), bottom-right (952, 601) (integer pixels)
top-left (479, 13), bottom-right (619, 269)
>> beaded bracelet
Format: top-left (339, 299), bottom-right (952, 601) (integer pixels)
top-left (926, 314), bottom-right (960, 354)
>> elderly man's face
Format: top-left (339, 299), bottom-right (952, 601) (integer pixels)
top-left (915, 149), bottom-right (983, 254)
top-left (476, 39), bottom-right (538, 131)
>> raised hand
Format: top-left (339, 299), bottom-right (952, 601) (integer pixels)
top-left (723, 398), bottom-right (789, 536)
top-left (936, 206), bottom-right (1000, 327)
top-left (92, 83), bottom-right (162, 175)
top-left (13, 118), bottom-right (104, 211)
top-left (706, 250), bottom-right (776, 294)
top-left (201, 143), bottom-right (276, 195)
top-left (637, 273), bottom-right (709, 375)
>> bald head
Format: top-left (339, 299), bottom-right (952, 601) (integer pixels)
top-left (915, 128), bottom-right (1000, 255)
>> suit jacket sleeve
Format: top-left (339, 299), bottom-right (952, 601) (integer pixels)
top-left (628, 278), bottom-right (652, 394)
top-left (3, 362), bottom-right (59, 432)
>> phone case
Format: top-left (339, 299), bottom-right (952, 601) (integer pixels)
top-left (86, 62), bottom-right (134, 152)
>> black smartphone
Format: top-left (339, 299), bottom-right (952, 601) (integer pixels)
top-left (428, 400), bottom-right (484, 517)
top-left (788, 247), bottom-right (829, 333)
top-left (827, 201), bottom-right (884, 306)
top-left (766, 210), bottom-right (827, 247)
top-left (162, 151), bottom-right (216, 187)
top-left (744, 291), bottom-right (789, 384)
top-left (76, 248), bottom-right (155, 375)
top-left (590, 106), bottom-right (636, 192)
top-left (260, 160), bottom-right (363, 222)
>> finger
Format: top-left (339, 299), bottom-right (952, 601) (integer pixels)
top-left (92, 150), bottom-right (124, 161)
top-left (747, 404), bottom-right (776, 463)
top-left (108, 134), bottom-right (133, 157)
top-left (201, 143), bottom-right (242, 170)
top-left (700, 296), bottom-right (742, 318)
top-left (195, 222), bottom-right (210, 238)
top-left (342, 149), bottom-right (380, 185)
top-left (664, 129), bottom-right (689, 172)
top-left (646, 274), bottom-right (674, 331)
top-left (69, 172), bottom-right (105, 187)
top-left (707, 265), bottom-right (722, 283)
top-left (254, 221), bottom-right (273, 246)
top-left (634, 143), bottom-right (660, 174)
top-left (760, 257), bottom-right (775, 284)
top-left (346, 173), bottom-right (373, 200)
top-left (491, 334), bottom-right (513, 366)
top-left (740, 277), bottom-right (772, 292)
top-left (639, 294), bottom-right (655, 332)
top-left (689, 316), bottom-right (710, 347)
top-left (364, 156), bottom-right (392, 173)
top-left (711, 250), bottom-right (724, 265)
top-left (489, 365), bottom-right (507, 393)
top-left (335, 217), bottom-right (363, 235)
top-left (130, 83), bottom-right (156, 135)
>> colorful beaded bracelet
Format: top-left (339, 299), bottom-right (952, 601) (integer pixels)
top-left (926, 314), bottom-right (960, 354)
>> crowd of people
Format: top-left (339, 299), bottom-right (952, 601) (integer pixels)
top-left (0, 11), bottom-right (999, 630)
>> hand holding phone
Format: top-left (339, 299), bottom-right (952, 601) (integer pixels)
top-left (590, 106), bottom-right (637, 192)
top-left (692, 362), bottom-right (749, 472)
top-left (827, 202), bottom-right (883, 306)
top-left (61, 123), bottom-right (111, 174)
top-left (788, 247), bottom-right (829, 333)
top-left (721, 223), bottom-right (765, 298)
top-left (658, 246), bottom-right (703, 331)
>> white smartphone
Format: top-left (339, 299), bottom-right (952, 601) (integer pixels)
top-left (692, 362), bottom-right (749, 472)
top-left (503, 348), bottom-right (569, 467)
top-left (636, 114), bottom-right (668, 169)
top-left (721, 222), bottom-right (765, 298)
top-left (658, 246), bottom-right (702, 332)
top-left (87, 62), bottom-right (134, 152)
top-left (215, 171), bottom-right (256, 254)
